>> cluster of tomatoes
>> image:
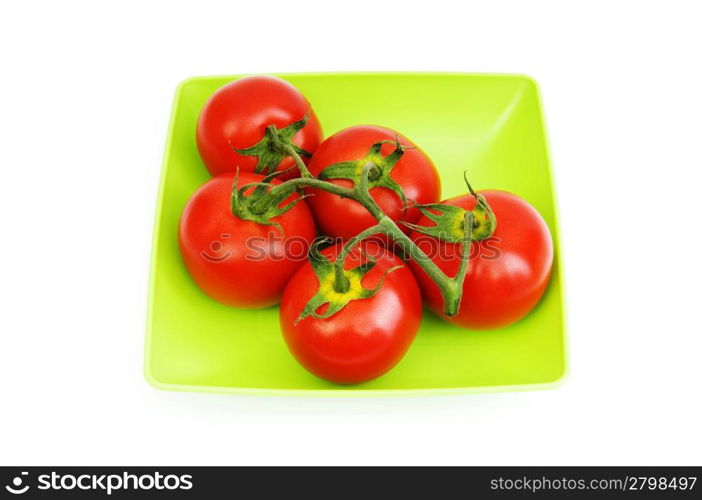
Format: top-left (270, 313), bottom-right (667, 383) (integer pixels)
top-left (178, 75), bottom-right (554, 384)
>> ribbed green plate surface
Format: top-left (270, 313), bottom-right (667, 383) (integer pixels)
top-left (145, 73), bottom-right (567, 395)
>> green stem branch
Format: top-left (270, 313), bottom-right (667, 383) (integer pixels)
top-left (245, 163), bottom-right (474, 316)
top-left (333, 223), bottom-right (385, 293)
top-left (266, 124), bottom-right (313, 178)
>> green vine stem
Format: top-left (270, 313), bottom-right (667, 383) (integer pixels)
top-left (237, 156), bottom-right (481, 316)
top-left (264, 124), bottom-right (314, 179)
top-left (333, 224), bottom-right (385, 293)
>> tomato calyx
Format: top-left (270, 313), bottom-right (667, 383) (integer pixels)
top-left (230, 113), bottom-right (313, 176)
top-left (403, 173), bottom-right (497, 243)
top-left (296, 240), bottom-right (402, 324)
top-left (230, 169), bottom-right (310, 234)
top-left (318, 138), bottom-right (410, 212)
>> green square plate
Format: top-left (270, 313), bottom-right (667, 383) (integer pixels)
top-left (145, 73), bottom-right (567, 396)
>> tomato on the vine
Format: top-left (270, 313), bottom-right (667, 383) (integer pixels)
top-left (196, 75), bottom-right (323, 180)
top-left (306, 125), bottom-right (441, 240)
top-left (179, 171), bottom-right (316, 308)
top-left (279, 240), bottom-right (422, 384)
top-left (409, 190), bottom-right (553, 330)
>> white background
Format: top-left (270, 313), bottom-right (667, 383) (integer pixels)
top-left (1, 1), bottom-right (700, 466)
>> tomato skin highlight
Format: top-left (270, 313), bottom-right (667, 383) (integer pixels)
top-left (280, 241), bottom-right (422, 384)
top-left (306, 125), bottom-right (441, 240)
top-left (409, 190), bottom-right (553, 330)
top-left (178, 172), bottom-right (317, 308)
top-left (196, 75), bottom-right (323, 179)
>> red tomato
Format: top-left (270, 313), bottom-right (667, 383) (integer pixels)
top-left (306, 125), bottom-right (441, 240)
top-left (196, 75), bottom-right (323, 180)
top-left (280, 241), bottom-right (422, 384)
top-left (409, 191), bottom-right (553, 330)
top-left (179, 171), bottom-right (316, 308)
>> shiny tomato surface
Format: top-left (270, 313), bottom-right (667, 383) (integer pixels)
top-left (179, 171), bottom-right (316, 308)
top-left (280, 241), bottom-right (422, 384)
top-left (196, 76), bottom-right (322, 179)
top-left (307, 125), bottom-right (440, 240)
top-left (410, 190), bottom-right (553, 329)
